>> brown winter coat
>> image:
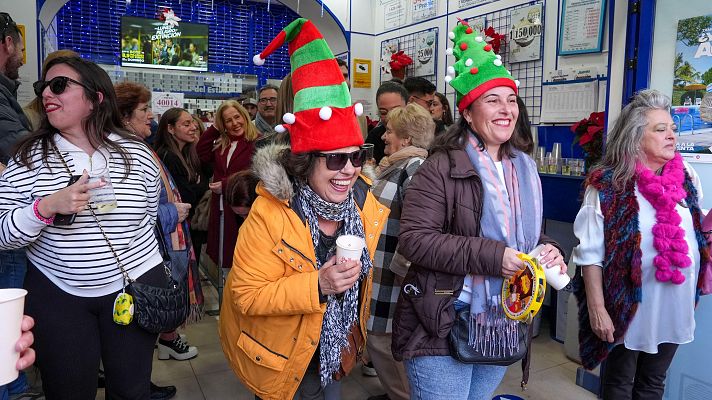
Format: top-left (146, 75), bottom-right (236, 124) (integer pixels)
top-left (391, 148), bottom-right (561, 361)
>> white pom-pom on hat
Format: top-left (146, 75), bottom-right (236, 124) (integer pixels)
top-left (495, 54), bottom-right (502, 60)
top-left (275, 124), bottom-right (287, 133)
top-left (319, 106), bottom-right (332, 121)
top-left (493, 59), bottom-right (502, 67)
top-left (446, 47), bottom-right (453, 56)
top-left (465, 58), bottom-right (473, 67)
top-left (448, 31), bottom-right (455, 40)
top-left (354, 103), bottom-right (364, 116)
top-left (282, 113), bottom-right (296, 124)
top-left (445, 75), bottom-right (453, 84)
top-left (475, 36), bottom-right (483, 42)
top-left (447, 66), bottom-right (455, 75)
top-left (515, 80), bottom-right (521, 87)
top-left (253, 54), bottom-right (265, 66)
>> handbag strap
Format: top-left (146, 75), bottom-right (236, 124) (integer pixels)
top-left (51, 144), bottom-right (171, 285)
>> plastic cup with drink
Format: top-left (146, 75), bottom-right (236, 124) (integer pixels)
top-left (0, 288), bottom-right (27, 385)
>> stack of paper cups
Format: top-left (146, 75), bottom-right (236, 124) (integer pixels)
top-left (0, 288), bottom-right (27, 385)
top-left (528, 245), bottom-right (571, 290)
top-left (336, 235), bottom-right (365, 263)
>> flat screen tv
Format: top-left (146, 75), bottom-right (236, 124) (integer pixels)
top-left (121, 16), bottom-right (208, 72)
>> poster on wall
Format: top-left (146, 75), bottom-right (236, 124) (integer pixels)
top-left (508, 4), bottom-right (542, 63)
top-left (384, 0), bottom-right (406, 29)
top-left (353, 59), bottom-right (372, 88)
top-left (152, 92), bottom-right (185, 116)
top-left (413, 0), bottom-right (437, 23)
top-left (558, 0), bottom-right (606, 55)
top-left (458, 0), bottom-right (496, 10)
top-left (380, 39), bottom-right (400, 81)
top-left (414, 30), bottom-right (437, 77)
top-left (671, 14), bottom-right (712, 162)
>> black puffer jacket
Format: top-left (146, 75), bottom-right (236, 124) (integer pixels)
top-left (0, 74), bottom-right (30, 165)
top-left (391, 147), bottom-right (562, 361)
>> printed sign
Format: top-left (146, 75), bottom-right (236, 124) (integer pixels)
top-left (458, 0), bottom-right (496, 10)
top-left (384, 0), bottom-right (406, 29)
top-left (152, 91), bottom-right (185, 115)
top-left (509, 4), bottom-right (543, 63)
top-left (413, 0), bottom-right (437, 23)
top-left (353, 58), bottom-right (372, 88)
top-left (671, 14), bottom-right (712, 162)
top-left (415, 30), bottom-right (437, 77)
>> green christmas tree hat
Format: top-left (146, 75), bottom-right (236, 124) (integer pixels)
top-left (253, 18), bottom-right (363, 154)
top-left (445, 19), bottom-right (520, 113)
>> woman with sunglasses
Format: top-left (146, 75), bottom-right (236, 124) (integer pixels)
top-left (219, 19), bottom-right (388, 400)
top-left (0, 56), bottom-right (163, 399)
top-left (196, 100), bottom-right (258, 270)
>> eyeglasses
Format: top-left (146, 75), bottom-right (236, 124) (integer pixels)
top-left (258, 97), bottom-right (278, 104)
top-left (315, 149), bottom-right (368, 171)
top-left (33, 76), bottom-right (93, 97)
top-left (412, 95), bottom-right (435, 108)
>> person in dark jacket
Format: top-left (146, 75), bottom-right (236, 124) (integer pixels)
top-left (392, 21), bottom-right (567, 400)
top-left (365, 82), bottom-right (408, 163)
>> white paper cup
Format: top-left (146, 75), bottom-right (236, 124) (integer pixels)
top-left (335, 235), bottom-right (365, 263)
top-left (528, 245), bottom-right (571, 291)
top-left (0, 288), bottom-right (27, 385)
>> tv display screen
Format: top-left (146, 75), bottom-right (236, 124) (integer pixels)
top-left (121, 16), bottom-right (208, 72)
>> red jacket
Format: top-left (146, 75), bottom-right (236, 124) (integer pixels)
top-left (196, 125), bottom-right (257, 268)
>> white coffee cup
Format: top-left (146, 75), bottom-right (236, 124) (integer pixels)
top-left (335, 235), bottom-right (365, 263)
top-left (0, 288), bottom-right (27, 385)
top-left (528, 245), bottom-right (571, 291)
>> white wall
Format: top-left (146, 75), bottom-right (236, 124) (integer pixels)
top-left (0, 0), bottom-right (39, 106)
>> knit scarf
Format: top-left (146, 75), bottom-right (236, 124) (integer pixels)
top-left (375, 146), bottom-right (428, 176)
top-left (464, 132), bottom-right (542, 356)
top-left (635, 153), bottom-right (691, 284)
top-left (296, 183), bottom-right (371, 387)
top-left (254, 113), bottom-right (276, 135)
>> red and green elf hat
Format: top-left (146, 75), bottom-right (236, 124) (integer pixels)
top-left (253, 18), bottom-right (364, 154)
top-left (445, 19), bottom-right (520, 113)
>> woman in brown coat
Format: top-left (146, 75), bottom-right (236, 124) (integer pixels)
top-left (392, 21), bottom-right (566, 400)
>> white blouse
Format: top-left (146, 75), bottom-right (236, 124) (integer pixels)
top-left (572, 163), bottom-right (702, 353)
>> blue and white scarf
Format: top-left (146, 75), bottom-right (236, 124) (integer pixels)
top-left (296, 183), bottom-right (371, 387)
top-left (464, 131), bottom-right (542, 355)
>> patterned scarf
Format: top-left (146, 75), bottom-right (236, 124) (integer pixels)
top-left (464, 131), bottom-right (542, 356)
top-left (296, 183), bottom-right (371, 387)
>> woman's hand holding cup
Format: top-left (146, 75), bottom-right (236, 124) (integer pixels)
top-left (38, 171), bottom-right (106, 217)
top-left (318, 256), bottom-right (361, 295)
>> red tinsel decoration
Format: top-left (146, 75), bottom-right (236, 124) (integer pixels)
top-left (389, 51), bottom-right (413, 72)
top-left (484, 26), bottom-right (506, 55)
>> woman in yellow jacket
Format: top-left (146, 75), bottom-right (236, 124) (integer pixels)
top-left (219, 18), bottom-right (389, 400)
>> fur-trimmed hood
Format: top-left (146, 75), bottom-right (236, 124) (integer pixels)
top-left (251, 142), bottom-right (376, 202)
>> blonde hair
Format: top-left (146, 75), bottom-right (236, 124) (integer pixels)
top-left (213, 100), bottom-right (259, 151)
top-left (386, 103), bottom-right (435, 149)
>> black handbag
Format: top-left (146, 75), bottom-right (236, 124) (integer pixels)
top-left (448, 309), bottom-right (529, 366)
top-left (91, 208), bottom-right (190, 334)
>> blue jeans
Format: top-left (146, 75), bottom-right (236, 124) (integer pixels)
top-left (0, 249), bottom-right (27, 289)
top-left (0, 249), bottom-right (29, 394)
top-left (403, 300), bottom-right (507, 400)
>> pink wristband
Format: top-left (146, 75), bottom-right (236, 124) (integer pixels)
top-left (33, 199), bottom-right (54, 225)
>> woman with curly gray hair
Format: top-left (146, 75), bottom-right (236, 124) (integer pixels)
top-left (572, 89), bottom-right (712, 399)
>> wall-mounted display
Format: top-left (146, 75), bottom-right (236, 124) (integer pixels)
top-left (508, 4), bottom-right (543, 63)
top-left (671, 14), bottom-right (712, 162)
top-left (413, 0), bottom-right (437, 23)
top-left (558, 0), bottom-right (606, 55)
top-left (414, 30), bottom-right (437, 77)
top-left (121, 12), bottom-right (209, 71)
top-left (353, 59), bottom-right (372, 88)
top-left (384, 0), bottom-right (407, 29)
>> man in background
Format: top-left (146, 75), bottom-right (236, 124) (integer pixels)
top-left (403, 77), bottom-right (435, 111)
top-left (365, 81), bottom-right (408, 163)
top-left (254, 84), bottom-right (279, 136)
top-left (242, 98), bottom-right (258, 121)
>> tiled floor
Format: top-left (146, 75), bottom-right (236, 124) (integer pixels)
top-left (96, 280), bottom-right (598, 400)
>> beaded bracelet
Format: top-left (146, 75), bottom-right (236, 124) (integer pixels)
top-left (33, 198), bottom-right (54, 225)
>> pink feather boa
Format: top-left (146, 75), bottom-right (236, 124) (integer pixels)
top-left (635, 153), bottom-right (691, 284)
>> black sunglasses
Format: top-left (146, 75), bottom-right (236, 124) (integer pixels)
top-left (33, 76), bottom-right (92, 97)
top-left (315, 149), bottom-right (368, 171)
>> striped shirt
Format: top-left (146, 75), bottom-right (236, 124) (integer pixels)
top-left (0, 133), bottom-right (162, 297)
